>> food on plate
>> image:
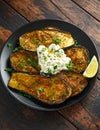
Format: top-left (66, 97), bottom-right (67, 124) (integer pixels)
top-left (83, 55), bottom-right (98, 78)
top-left (10, 48), bottom-right (40, 73)
top-left (58, 71), bottom-right (88, 96)
top-left (7, 26), bottom-right (98, 105)
top-left (8, 73), bottom-right (72, 104)
top-left (65, 46), bottom-right (89, 73)
top-left (37, 44), bottom-right (71, 74)
top-left (19, 27), bottom-right (75, 52)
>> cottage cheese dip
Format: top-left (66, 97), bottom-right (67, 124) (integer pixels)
top-left (37, 44), bottom-right (72, 74)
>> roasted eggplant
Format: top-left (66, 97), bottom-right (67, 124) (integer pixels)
top-left (65, 46), bottom-right (89, 73)
top-left (7, 28), bottom-right (90, 105)
top-left (59, 71), bottom-right (88, 96)
top-left (10, 49), bottom-right (40, 73)
top-left (8, 73), bottom-right (72, 104)
top-left (19, 28), bottom-right (75, 52)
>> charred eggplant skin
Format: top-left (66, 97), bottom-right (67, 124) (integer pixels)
top-left (8, 27), bottom-right (90, 105)
top-left (8, 73), bottom-right (72, 104)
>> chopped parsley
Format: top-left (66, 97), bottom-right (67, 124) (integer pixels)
top-left (66, 61), bottom-right (73, 70)
top-left (74, 40), bottom-right (80, 46)
top-left (37, 87), bottom-right (44, 97)
top-left (38, 87), bottom-right (44, 92)
top-left (42, 48), bottom-right (46, 52)
top-left (44, 56), bottom-right (47, 61)
top-left (33, 39), bottom-right (38, 44)
top-left (27, 58), bottom-right (32, 63)
top-left (19, 62), bottom-right (26, 67)
top-left (53, 65), bottom-right (57, 70)
top-left (7, 43), bottom-right (13, 48)
top-left (21, 42), bottom-right (24, 48)
top-left (31, 59), bottom-right (38, 67)
top-left (5, 68), bottom-right (14, 72)
top-left (54, 38), bottom-right (61, 44)
top-left (19, 92), bottom-right (31, 99)
top-left (47, 68), bottom-right (51, 74)
top-left (13, 47), bottom-right (19, 52)
top-left (55, 49), bottom-right (60, 53)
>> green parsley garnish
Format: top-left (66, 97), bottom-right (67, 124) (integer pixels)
top-left (47, 68), bottom-right (51, 74)
top-left (49, 97), bottom-right (55, 101)
top-left (7, 43), bottom-right (13, 48)
top-left (31, 59), bottom-right (38, 67)
top-left (19, 92), bottom-right (31, 99)
top-left (66, 61), bottom-right (73, 70)
top-left (38, 87), bottom-right (44, 92)
top-left (74, 40), bottom-right (80, 46)
top-left (21, 42), bottom-right (24, 48)
top-left (5, 68), bottom-right (14, 72)
top-left (13, 47), bottom-right (19, 52)
top-left (55, 49), bottom-right (60, 53)
top-left (53, 65), bottom-right (57, 70)
top-left (33, 39), bottom-right (38, 44)
top-left (44, 56), bottom-right (47, 61)
top-left (42, 48), bottom-right (46, 52)
top-left (37, 87), bottom-right (44, 97)
top-left (19, 62), bottom-right (26, 67)
top-left (54, 38), bottom-right (61, 44)
top-left (27, 58), bottom-right (32, 63)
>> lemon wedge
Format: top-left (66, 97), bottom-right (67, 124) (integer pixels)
top-left (83, 55), bottom-right (98, 78)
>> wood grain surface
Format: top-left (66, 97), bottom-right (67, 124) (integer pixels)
top-left (72, 0), bottom-right (100, 22)
top-left (0, 0), bottom-right (100, 130)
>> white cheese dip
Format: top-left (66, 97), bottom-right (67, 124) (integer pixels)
top-left (37, 44), bottom-right (71, 74)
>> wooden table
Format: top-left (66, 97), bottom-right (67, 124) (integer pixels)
top-left (0, 0), bottom-right (100, 129)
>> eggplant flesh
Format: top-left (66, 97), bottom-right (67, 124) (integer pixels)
top-left (58, 71), bottom-right (88, 96)
top-left (65, 46), bottom-right (89, 73)
top-left (19, 28), bottom-right (75, 52)
top-left (8, 73), bottom-right (72, 104)
top-left (10, 49), bottom-right (40, 73)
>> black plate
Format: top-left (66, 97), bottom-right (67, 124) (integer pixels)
top-left (0, 19), bottom-right (99, 111)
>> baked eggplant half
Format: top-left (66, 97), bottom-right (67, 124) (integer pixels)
top-left (19, 28), bottom-right (75, 52)
top-left (8, 73), bottom-right (72, 104)
top-left (10, 49), bottom-right (40, 73)
top-left (59, 71), bottom-right (88, 96)
top-left (65, 46), bottom-right (89, 73)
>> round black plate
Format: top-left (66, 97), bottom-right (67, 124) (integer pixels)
top-left (0, 19), bottom-right (99, 111)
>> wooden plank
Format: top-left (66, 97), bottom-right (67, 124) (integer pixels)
top-left (0, 1), bottom-right (77, 130)
top-left (81, 79), bottom-right (100, 119)
top-left (72, 0), bottom-right (100, 22)
top-left (4, 0), bottom-right (69, 21)
top-left (0, 0), bottom-right (27, 51)
top-left (0, 1), bottom-right (27, 32)
top-left (59, 101), bottom-right (100, 129)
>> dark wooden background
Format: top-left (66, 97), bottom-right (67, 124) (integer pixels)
top-left (0, 0), bottom-right (100, 130)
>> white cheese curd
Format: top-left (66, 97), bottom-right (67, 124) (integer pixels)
top-left (37, 43), bottom-right (71, 74)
